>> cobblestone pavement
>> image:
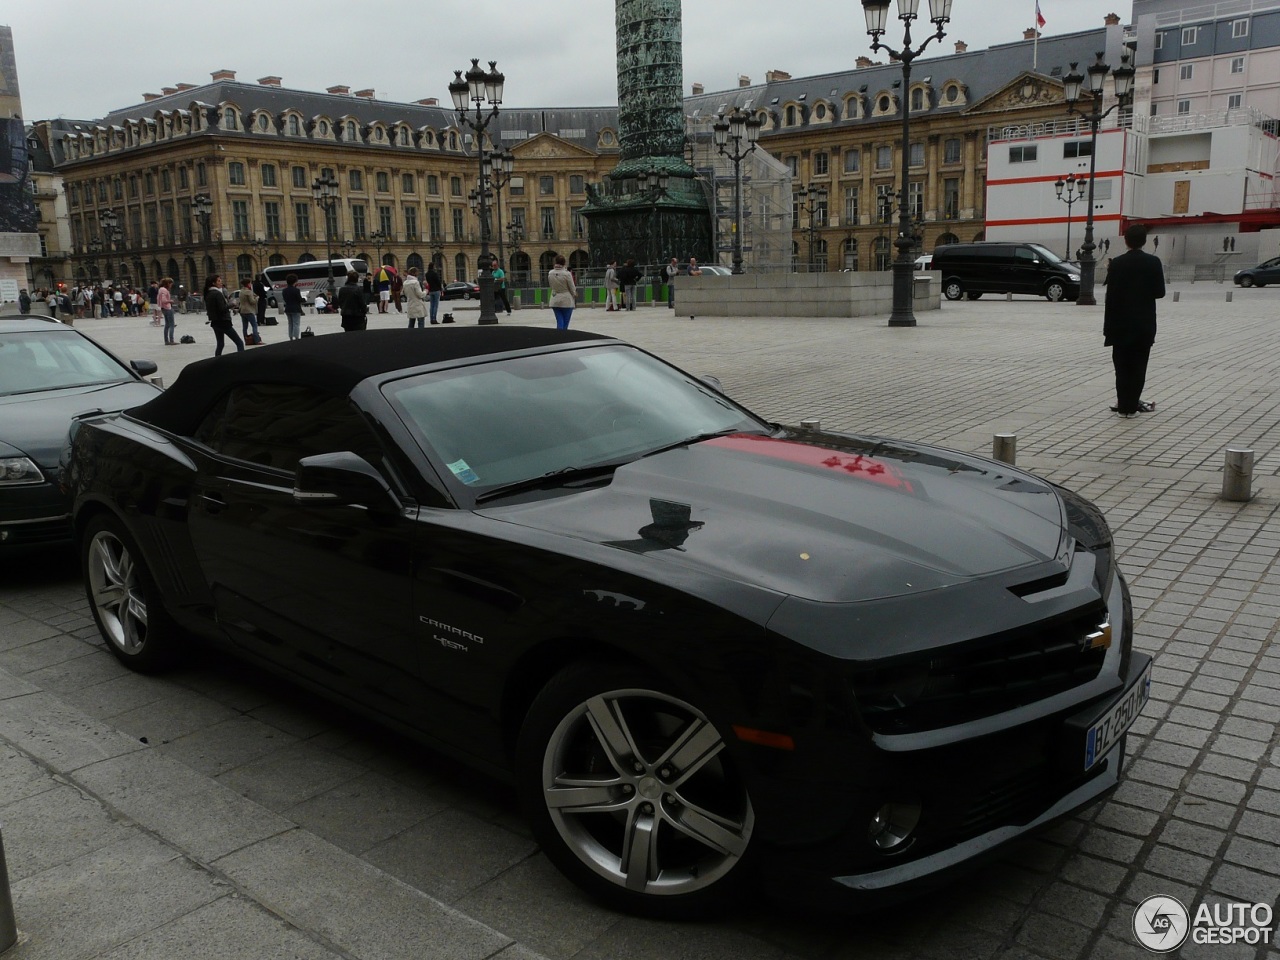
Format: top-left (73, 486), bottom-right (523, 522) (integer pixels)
top-left (1, 287), bottom-right (1278, 959)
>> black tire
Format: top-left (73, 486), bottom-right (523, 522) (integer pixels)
top-left (966, 292), bottom-right (983, 300)
top-left (1239, 275), bottom-right (1255, 288)
top-left (943, 279), bottom-right (964, 301)
top-left (516, 663), bottom-right (755, 917)
top-left (81, 514), bottom-right (181, 672)
top-left (1045, 281), bottom-right (1067, 302)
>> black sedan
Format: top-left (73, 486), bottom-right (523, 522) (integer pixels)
top-left (1, 317), bottom-right (161, 550)
top-left (1233, 256), bottom-right (1280, 287)
top-left (66, 328), bottom-right (1150, 916)
top-left (442, 280), bottom-right (479, 300)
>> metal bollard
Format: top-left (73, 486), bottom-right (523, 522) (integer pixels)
top-left (0, 825), bottom-right (16, 952)
top-left (799, 419), bottom-right (822, 431)
top-left (1222, 448), bottom-right (1254, 502)
top-left (993, 433), bottom-right (1017, 465)
top-left (1172, 290), bottom-right (1180, 302)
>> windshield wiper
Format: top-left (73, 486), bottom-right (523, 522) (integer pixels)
top-left (639, 427), bottom-right (769, 460)
top-left (473, 461), bottom-right (623, 503)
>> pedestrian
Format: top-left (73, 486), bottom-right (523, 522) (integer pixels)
top-left (425, 263), bottom-right (443, 324)
top-left (337, 269), bottom-right (369, 331)
top-left (204, 274), bottom-right (244, 355)
top-left (238, 278), bottom-right (261, 344)
top-left (664, 257), bottom-right (679, 309)
top-left (492, 263), bottom-right (512, 316)
top-left (177, 285), bottom-right (187, 314)
top-left (74, 285), bottom-right (87, 319)
top-left (604, 260), bottom-right (619, 311)
top-left (281, 273), bottom-right (304, 340)
top-left (617, 259), bottom-right (641, 311)
top-left (254, 273), bottom-right (269, 329)
top-left (548, 254), bottom-right (577, 330)
top-left (147, 280), bottom-right (161, 326)
top-left (390, 268), bottom-right (404, 313)
top-left (687, 257), bottom-right (703, 277)
top-left (18, 288), bottom-right (30, 313)
top-left (158, 277), bottom-right (176, 345)
top-left (375, 264), bottom-right (392, 314)
top-left (46, 289), bottom-right (58, 318)
top-left (403, 266), bottom-right (427, 329)
top-left (1103, 224), bottom-right (1165, 418)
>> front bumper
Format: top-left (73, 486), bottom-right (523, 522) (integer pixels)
top-left (0, 481), bottom-right (74, 549)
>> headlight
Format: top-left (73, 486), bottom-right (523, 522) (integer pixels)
top-left (0, 456), bottom-right (45, 485)
top-left (1068, 274), bottom-right (1081, 281)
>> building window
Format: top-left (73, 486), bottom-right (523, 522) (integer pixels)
top-left (179, 167), bottom-right (189, 189)
top-left (944, 178), bottom-right (960, 220)
top-left (257, 113), bottom-right (269, 132)
top-left (1008, 144), bottom-right (1037, 163)
top-left (1063, 140), bottom-right (1093, 158)
top-left (323, 205), bottom-right (338, 240)
top-left (402, 173), bottom-right (415, 194)
top-left (573, 208), bottom-right (586, 239)
top-left (943, 138), bottom-right (962, 164)
top-left (910, 88), bottom-right (925, 111)
top-left (378, 205), bottom-right (393, 235)
top-left (844, 187), bottom-right (859, 223)
top-left (399, 127), bottom-right (410, 146)
top-left (876, 184), bottom-right (895, 223)
top-left (909, 142), bottom-right (924, 167)
top-left (404, 207), bottom-right (419, 240)
top-left (113, 179), bottom-right (123, 200)
top-left (844, 150), bottom-right (860, 173)
top-left (349, 170), bottom-right (363, 191)
top-left (292, 165), bottom-right (307, 188)
top-left (878, 95), bottom-right (891, 113)
top-left (160, 169), bottom-right (171, 192)
top-left (944, 84), bottom-right (960, 103)
top-left (1154, 31), bottom-right (1164, 49)
top-left (1232, 18), bottom-right (1249, 38)
top-left (261, 164), bottom-right (277, 187)
top-left (814, 152), bottom-right (829, 175)
top-left (228, 162), bottom-right (245, 185)
top-left (1153, 68), bottom-right (1161, 85)
top-left (224, 110), bottom-right (239, 131)
top-left (346, 121), bottom-right (357, 141)
top-left (1231, 57), bottom-right (1245, 74)
top-left (451, 208), bottom-right (465, 241)
top-left (787, 156), bottom-right (799, 176)
top-left (1228, 93), bottom-right (1243, 109)
top-left (144, 173), bottom-right (154, 194)
top-left (376, 171), bottom-right (390, 192)
top-left (232, 200), bottom-right (250, 239)
top-left (569, 175), bottom-right (585, 194)
top-left (510, 208), bottom-right (526, 236)
top-left (288, 115), bottom-right (301, 136)
top-left (908, 182), bottom-right (923, 218)
top-left (351, 204), bottom-right (367, 239)
top-left (876, 145), bottom-right (892, 169)
top-left (1179, 63), bottom-right (1193, 81)
top-left (427, 175), bottom-right (439, 195)
top-left (1177, 99), bottom-right (1191, 115)
top-left (129, 175), bottom-right (139, 198)
top-left (428, 207), bottom-right (442, 238)
top-left (1181, 26), bottom-right (1197, 45)
top-left (294, 202), bottom-right (311, 239)
top-left (197, 163), bottom-right (207, 187)
top-left (539, 176), bottom-right (555, 195)
top-left (509, 176), bottom-right (525, 196)
top-left (541, 206), bottom-right (556, 239)
top-left (450, 176), bottom-right (462, 197)
top-left (785, 105), bottom-right (797, 126)
top-left (264, 202), bottom-right (281, 240)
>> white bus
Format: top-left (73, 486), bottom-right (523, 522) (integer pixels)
top-left (261, 258), bottom-right (368, 307)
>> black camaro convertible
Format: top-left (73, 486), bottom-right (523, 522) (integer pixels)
top-left (67, 327), bottom-right (1151, 916)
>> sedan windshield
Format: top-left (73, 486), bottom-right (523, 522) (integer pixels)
top-left (385, 344), bottom-right (767, 494)
top-left (0, 330), bottom-right (132, 397)
top-left (1028, 243), bottom-right (1066, 264)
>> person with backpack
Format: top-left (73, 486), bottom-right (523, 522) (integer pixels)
top-left (238, 278), bottom-right (262, 344)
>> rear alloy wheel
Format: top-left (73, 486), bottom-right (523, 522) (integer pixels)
top-left (1045, 281), bottom-right (1067, 302)
top-left (517, 664), bottom-right (755, 917)
top-left (943, 280), bottom-right (964, 301)
top-left (82, 515), bottom-right (180, 671)
top-left (1239, 275), bottom-right (1255, 288)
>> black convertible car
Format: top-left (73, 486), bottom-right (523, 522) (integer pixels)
top-left (67, 328), bottom-right (1151, 915)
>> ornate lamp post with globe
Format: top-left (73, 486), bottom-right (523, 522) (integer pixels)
top-left (310, 173), bottom-right (340, 298)
top-left (861, 0), bottom-right (953, 327)
top-left (449, 59), bottom-right (504, 325)
top-left (713, 107), bottom-right (762, 274)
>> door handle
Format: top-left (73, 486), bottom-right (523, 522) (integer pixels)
top-left (202, 492), bottom-right (227, 514)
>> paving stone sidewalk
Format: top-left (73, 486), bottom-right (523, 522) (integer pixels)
top-left (0, 286), bottom-right (1277, 959)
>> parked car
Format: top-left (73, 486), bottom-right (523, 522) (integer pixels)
top-left (1233, 257), bottom-right (1280, 287)
top-left (697, 264), bottom-right (733, 276)
top-left (1, 317), bottom-right (161, 550)
top-left (914, 254), bottom-right (934, 271)
top-left (443, 280), bottom-right (480, 300)
top-left (932, 242), bottom-right (1081, 302)
top-left (67, 327), bottom-right (1149, 916)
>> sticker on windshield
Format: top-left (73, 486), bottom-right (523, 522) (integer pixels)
top-left (447, 459), bottom-right (480, 485)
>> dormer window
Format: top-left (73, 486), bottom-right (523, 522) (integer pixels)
top-left (257, 113), bottom-right (269, 132)
top-left (288, 115), bottom-right (301, 136)
top-left (346, 121), bottom-right (357, 140)
top-left (224, 109), bottom-right (239, 131)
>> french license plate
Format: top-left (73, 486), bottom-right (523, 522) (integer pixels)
top-left (1084, 660), bottom-right (1153, 771)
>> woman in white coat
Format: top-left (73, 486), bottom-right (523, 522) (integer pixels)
top-left (548, 254), bottom-right (577, 330)
top-left (403, 267), bottom-right (428, 329)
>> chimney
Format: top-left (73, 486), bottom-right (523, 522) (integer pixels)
top-left (765, 69), bottom-right (792, 82)
top-left (142, 93), bottom-right (162, 102)
top-left (175, 83), bottom-right (196, 92)
top-left (1105, 12), bottom-right (1121, 25)
top-left (354, 88), bottom-right (376, 99)
top-left (210, 69), bottom-right (236, 82)
top-left (258, 76), bottom-right (282, 87)
top-left (955, 41), bottom-right (968, 53)
top-left (161, 86), bottom-right (178, 96)
top-left (327, 85), bottom-right (351, 96)
top-left (738, 74), bottom-right (751, 87)
top-left (415, 97), bottom-right (440, 106)
top-left (691, 82), bottom-right (704, 96)
top-left (855, 56), bottom-right (874, 69)
top-left (1023, 28), bottom-right (1040, 40)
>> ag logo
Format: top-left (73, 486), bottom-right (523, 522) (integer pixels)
top-left (1134, 895), bottom-right (1190, 952)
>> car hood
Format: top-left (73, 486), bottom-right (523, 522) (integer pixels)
top-left (485, 432), bottom-right (1067, 603)
top-left (0, 381), bottom-right (161, 467)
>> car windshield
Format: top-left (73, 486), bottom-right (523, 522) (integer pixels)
top-left (384, 344), bottom-right (767, 495)
top-left (1027, 243), bottom-right (1066, 264)
top-left (0, 330), bottom-right (132, 397)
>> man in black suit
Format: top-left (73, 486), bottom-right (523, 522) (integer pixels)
top-left (1103, 225), bottom-right (1165, 417)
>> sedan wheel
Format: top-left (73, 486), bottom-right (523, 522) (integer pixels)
top-left (83, 515), bottom-right (178, 671)
top-left (518, 664), bottom-right (754, 917)
top-left (1239, 275), bottom-right (1255, 287)
top-left (1045, 281), bottom-right (1067, 302)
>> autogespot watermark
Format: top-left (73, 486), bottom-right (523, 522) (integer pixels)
top-left (1133, 895), bottom-right (1275, 953)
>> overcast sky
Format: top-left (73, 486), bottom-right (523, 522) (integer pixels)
top-left (7, 0), bottom-right (1119, 121)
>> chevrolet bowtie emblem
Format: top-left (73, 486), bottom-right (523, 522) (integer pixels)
top-left (1084, 621), bottom-right (1112, 652)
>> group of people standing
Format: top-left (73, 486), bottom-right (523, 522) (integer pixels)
top-left (18, 283), bottom-right (186, 322)
top-left (603, 257), bottom-right (702, 312)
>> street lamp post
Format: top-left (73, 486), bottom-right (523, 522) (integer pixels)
top-left (340, 239), bottom-right (357, 260)
top-left (88, 238), bottom-right (102, 278)
top-left (1054, 174), bottom-right (1086, 261)
top-left (449, 58), bottom-right (505, 325)
top-left (506, 222), bottom-right (523, 283)
top-left (250, 236), bottom-right (269, 280)
top-left (489, 149), bottom-right (515, 277)
top-left (310, 173), bottom-right (340, 297)
top-left (370, 229), bottom-right (388, 270)
top-left (1063, 52), bottom-right (1136, 306)
top-left (713, 107), bottom-right (762, 275)
top-left (429, 236), bottom-right (444, 279)
top-left (862, 0), bottom-right (953, 326)
top-left (795, 184), bottom-right (827, 272)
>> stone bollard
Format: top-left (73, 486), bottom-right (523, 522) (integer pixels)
top-left (1222, 448), bottom-right (1254, 502)
top-left (0, 825), bottom-right (16, 952)
top-left (799, 419), bottom-right (822, 431)
top-left (1226, 291), bottom-right (1233, 302)
top-left (1006, 292), bottom-right (1013, 301)
top-left (1172, 291), bottom-right (1180, 302)
top-left (993, 433), bottom-right (1017, 465)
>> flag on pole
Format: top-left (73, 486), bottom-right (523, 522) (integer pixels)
top-left (1036, 1), bottom-right (1046, 28)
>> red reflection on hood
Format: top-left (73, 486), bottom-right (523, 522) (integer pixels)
top-left (704, 434), bottom-right (915, 493)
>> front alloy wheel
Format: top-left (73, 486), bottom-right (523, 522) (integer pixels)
top-left (1239, 275), bottom-right (1255, 287)
top-left (518, 665), bottom-right (754, 916)
top-left (83, 516), bottom-right (177, 671)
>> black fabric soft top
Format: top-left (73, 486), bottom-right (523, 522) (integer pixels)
top-left (128, 326), bottom-right (612, 436)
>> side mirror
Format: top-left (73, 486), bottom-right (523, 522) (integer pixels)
top-left (130, 359), bottom-right (159, 377)
top-left (294, 451), bottom-right (400, 513)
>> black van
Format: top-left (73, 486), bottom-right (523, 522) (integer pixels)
top-left (931, 242), bottom-right (1081, 302)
